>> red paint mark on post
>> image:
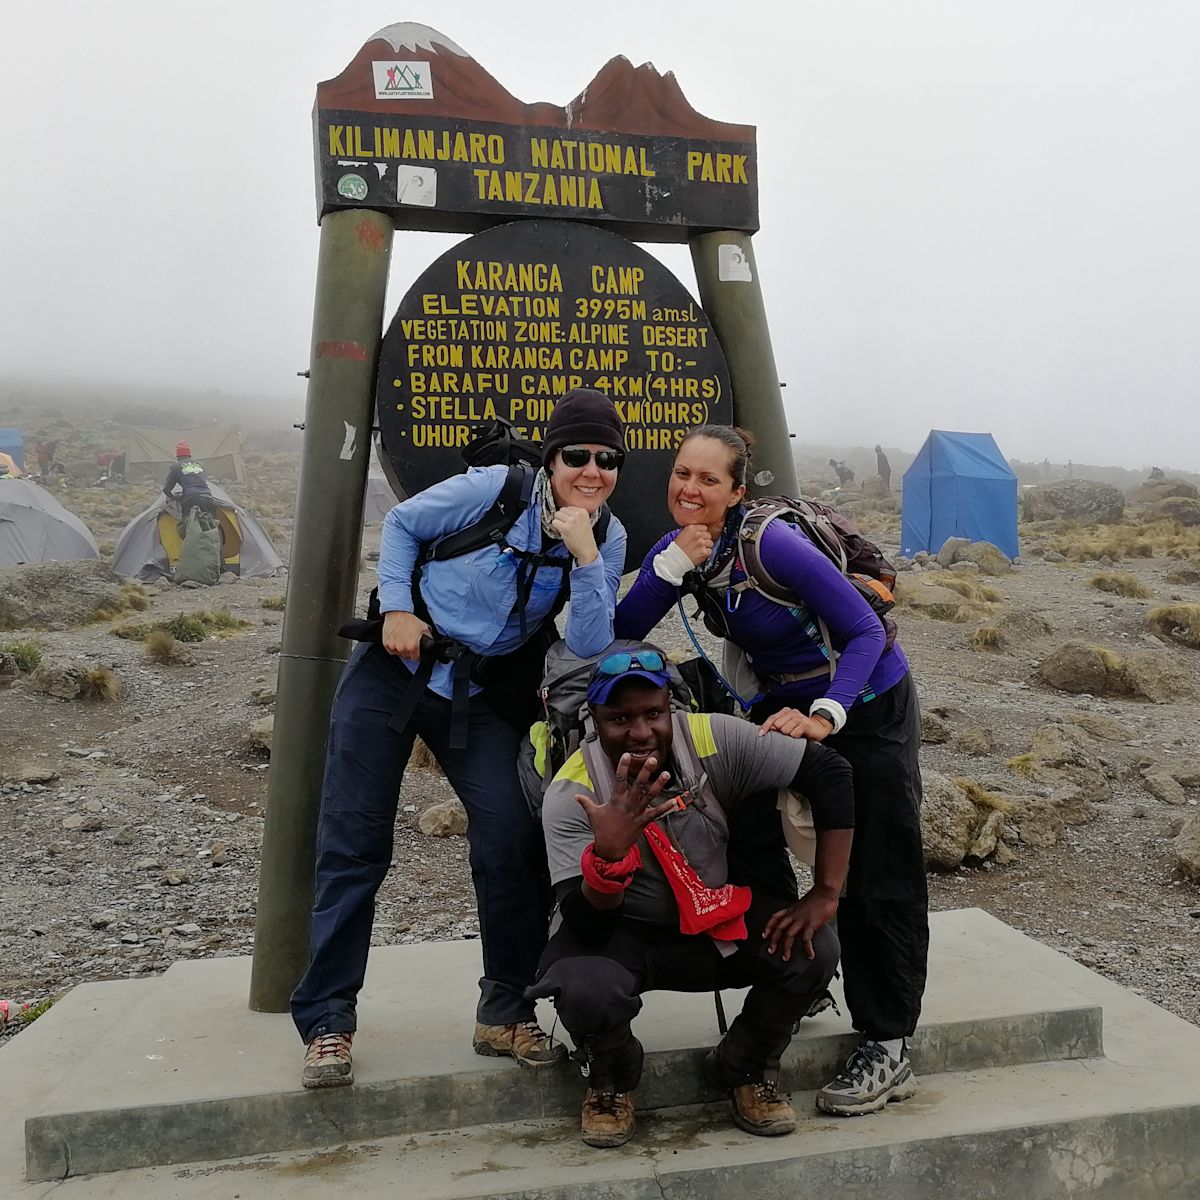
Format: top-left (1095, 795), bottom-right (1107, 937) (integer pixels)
top-left (356, 219), bottom-right (388, 252)
top-left (316, 340), bottom-right (368, 361)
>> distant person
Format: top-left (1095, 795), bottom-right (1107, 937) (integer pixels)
top-left (532, 648), bottom-right (853, 1147)
top-left (874, 445), bottom-right (891, 494)
top-left (828, 458), bottom-right (855, 487)
top-left (1148, 466), bottom-right (1165, 481)
top-left (163, 441), bottom-right (216, 519)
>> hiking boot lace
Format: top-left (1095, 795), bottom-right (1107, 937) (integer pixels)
top-left (591, 1089), bottom-right (627, 1114)
top-left (752, 1080), bottom-right (783, 1105)
top-left (309, 1032), bottom-right (351, 1061)
top-left (834, 1041), bottom-right (886, 1087)
top-left (518, 1019), bottom-right (554, 1046)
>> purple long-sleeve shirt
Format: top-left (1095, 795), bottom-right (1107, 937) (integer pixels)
top-left (615, 519), bottom-right (909, 712)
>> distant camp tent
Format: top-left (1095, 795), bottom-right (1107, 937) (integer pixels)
top-left (0, 478), bottom-right (99, 566)
top-left (364, 474), bottom-right (397, 525)
top-left (112, 483), bottom-right (282, 581)
top-left (901, 430), bottom-right (1019, 559)
top-left (123, 426), bottom-right (245, 484)
top-left (0, 429), bottom-right (24, 472)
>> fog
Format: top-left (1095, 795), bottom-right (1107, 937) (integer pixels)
top-left (3, 1), bottom-right (1199, 469)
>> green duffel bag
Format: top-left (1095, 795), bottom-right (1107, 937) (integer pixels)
top-left (175, 507), bottom-right (221, 586)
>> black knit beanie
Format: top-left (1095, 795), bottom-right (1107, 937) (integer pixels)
top-left (542, 388), bottom-right (625, 467)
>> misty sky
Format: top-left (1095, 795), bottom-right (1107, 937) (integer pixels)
top-left (4, 1), bottom-right (1199, 469)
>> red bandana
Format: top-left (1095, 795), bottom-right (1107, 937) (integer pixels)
top-left (642, 823), bottom-right (750, 942)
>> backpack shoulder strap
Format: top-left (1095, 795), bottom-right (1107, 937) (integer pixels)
top-left (425, 463), bottom-right (534, 563)
top-left (736, 501), bottom-right (798, 606)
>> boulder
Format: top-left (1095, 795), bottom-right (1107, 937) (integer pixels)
top-left (1120, 650), bottom-right (1192, 701)
top-left (1021, 480), bottom-right (1125, 524)
top-left (30, 662), bottom-right (89, 700)
top-left (936, 537), bottom-right (971, 568)
top-left (920, 772), bottom-right (981, 871)
top-left (967, 810), bottom-right (1006, 860)
top-left (0, 652), bottom-right (18, 687)
top-left (1128, 478), bottom-right (1199, 504)
top-left (954, 726), bottom-right (995, 757)
top-left (1043, 550), bottom-right (1067, 563)
top-left (1172, 813), bottom-right (1200, 882)
top-left (1, 761), bottom-right (59, 784)
top-left (247, 716), bottom-right (274, 752)
top-left (1144, 771), bottom-right (1187, 806)
top-left (1071, 712), bottom-right (1132, 742)
top-left (958, 541), bottom-right (1013, 575)
top-left (1036, 642), bottom-right (1110, 695)
top-left (0, 560), bottom-right (128, 630)
top-left (1151, 496), bottom-right (1200, 526)
top-left (418, 799), bottom-right (468, 838)
top-left (1009, 798), bottom-right (1066, 848)
top-left (921, 712), bottom-right (951, 745)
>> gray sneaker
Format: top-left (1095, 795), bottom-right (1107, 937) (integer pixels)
top-left (301, 1031), bottom-right (354, 1088)
top-left (815, 1039), bottom-right (917, 1116)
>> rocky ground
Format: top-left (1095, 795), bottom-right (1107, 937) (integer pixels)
top-left (3, 466), bottom-right (1200, 1041)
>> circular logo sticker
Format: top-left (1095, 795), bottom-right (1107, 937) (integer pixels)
top-left (337, 173), bottom-right (369, 201)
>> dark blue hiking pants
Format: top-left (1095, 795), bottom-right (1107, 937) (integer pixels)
top-left (290, 643), bottom-right (551, 1042)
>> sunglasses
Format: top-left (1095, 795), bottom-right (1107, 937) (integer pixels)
top-left (560, 446), bottom-right (625, 471)
top-left (596, 650), bottom-right (666, 677)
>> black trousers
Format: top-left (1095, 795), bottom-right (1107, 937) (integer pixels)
top-left (745, 672), bottom-right (929, 1041)
top-left (527, 892), bottom-right (839, 1090)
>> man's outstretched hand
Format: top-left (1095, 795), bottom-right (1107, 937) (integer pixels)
top-left (576, 754), bottom-right (675, 862)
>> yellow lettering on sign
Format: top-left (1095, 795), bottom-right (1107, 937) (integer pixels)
top-left (328, 126), bottom-right (345, 155)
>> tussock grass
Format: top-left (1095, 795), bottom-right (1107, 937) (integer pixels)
top-left (144, 631), bottom-right (190, 665)
top-left (113, 609), bottom-right (250, 644)
top-left (1147, 603), bottom-right (1200, 650)
top-left (1040, 517), bottom-right (1200, 564)
top-left (954, 778), bottom-right (1016, 813)
top-left (1089, 572), bottom-right (1151, 599)
top-left (80, 666), bottom-right (119, 702)
top-left (92, 584), bottom-right (152, 622)
top-left (1006, 753), bottom-right (1037, 779)
top-left (0, 638), bottom-right (43, 674)
top-left (259, 595), bottom-right (287, 611)
top-left (968, 626), bottom-right (1003, 652)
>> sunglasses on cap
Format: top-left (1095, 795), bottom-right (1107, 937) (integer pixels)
top-left (595, 650), bottom-right (666, 677)
top-left (560, 445), bottom-right (625, 471)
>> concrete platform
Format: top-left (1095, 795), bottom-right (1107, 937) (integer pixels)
top-left (6, 909), bottom-right (1200, 1198)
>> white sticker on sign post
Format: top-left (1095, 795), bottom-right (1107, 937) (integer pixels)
top-left (372, 61), bottom-right (434, 100)
top-left (717, 243), bottom-right (753, 283)
top-left (397, 165), bottom-right (437, 207)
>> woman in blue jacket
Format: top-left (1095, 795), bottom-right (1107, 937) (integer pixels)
top-left (292, 390), bottom-right (628, 1088)
top-left (615, 425), bottom-right (927, 1119)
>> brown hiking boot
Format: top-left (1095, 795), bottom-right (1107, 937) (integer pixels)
top-left (729, 1080), bottom-right (797, 1136)
top-left (472, 1020), bottom-right (567, 1068)
top-left (301, 1031), bottom-right (353, 1089)
top-left (580, 1088), bottom-right (636, 1148)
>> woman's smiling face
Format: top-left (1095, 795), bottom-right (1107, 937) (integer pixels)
top-left (668, 436), bottom-right (745, 532)
top-left (548, 444), bottom-right (619, 513)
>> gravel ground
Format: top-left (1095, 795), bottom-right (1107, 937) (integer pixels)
top-left (3, 499), bottom-right (1200, 1041)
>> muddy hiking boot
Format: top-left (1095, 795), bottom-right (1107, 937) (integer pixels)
top-left (472, 1020), bottom-right (567, 1068)
top-left (815, 1038), bottom-right (917, 1116)
top-left (301, 1031), bottom-right (354, 1089)
top-left (580, 1088), bottom-right (636, 1148)
top-left (703, 1048), bottom-right (797, 1137)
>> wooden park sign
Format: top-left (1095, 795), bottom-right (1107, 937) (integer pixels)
top-left (314, 24), bottom-right (758, 241)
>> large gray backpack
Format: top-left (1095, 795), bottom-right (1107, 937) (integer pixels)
top-left (517, 638), bottom-right (692, 817)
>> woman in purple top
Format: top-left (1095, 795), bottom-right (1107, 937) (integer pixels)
top-left (615, 425), bottom-right (928, 1119)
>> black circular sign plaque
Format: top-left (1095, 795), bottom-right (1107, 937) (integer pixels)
top-left (375, 219), bottom-right (732, 564)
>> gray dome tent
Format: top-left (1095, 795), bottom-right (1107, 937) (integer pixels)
top-left (112, 483), bottom-right (282, 581)
top-left (0, 479), bottom-right (99, 566)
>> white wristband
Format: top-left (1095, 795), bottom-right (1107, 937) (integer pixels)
top-left (809, 698), bottom-right (848, 734)
top-left (652, 539), bottom-right (696, 587)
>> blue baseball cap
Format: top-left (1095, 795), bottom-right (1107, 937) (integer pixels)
top-left (586, 649), bottom-right (671, 706)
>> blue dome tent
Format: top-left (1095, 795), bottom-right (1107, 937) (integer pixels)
top-left (901, 430), bottom-right (1019, 559)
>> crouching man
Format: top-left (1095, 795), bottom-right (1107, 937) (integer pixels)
top-left (528, 648), bottom-right (854, 1148)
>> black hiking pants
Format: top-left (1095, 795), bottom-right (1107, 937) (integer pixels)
top-left (527, 891), bottom-right (839, 1091)
top-left (744, 671), bottom-right (929, 1041)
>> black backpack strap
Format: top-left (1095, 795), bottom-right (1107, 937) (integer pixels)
top-left (426, 463), bottom-right (534, 563)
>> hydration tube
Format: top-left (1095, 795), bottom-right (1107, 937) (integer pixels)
top-left (675, 596), bottom-right (762, 714)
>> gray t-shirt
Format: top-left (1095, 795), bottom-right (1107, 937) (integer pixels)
top-left (541, 712), bottom-right (807, 925)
